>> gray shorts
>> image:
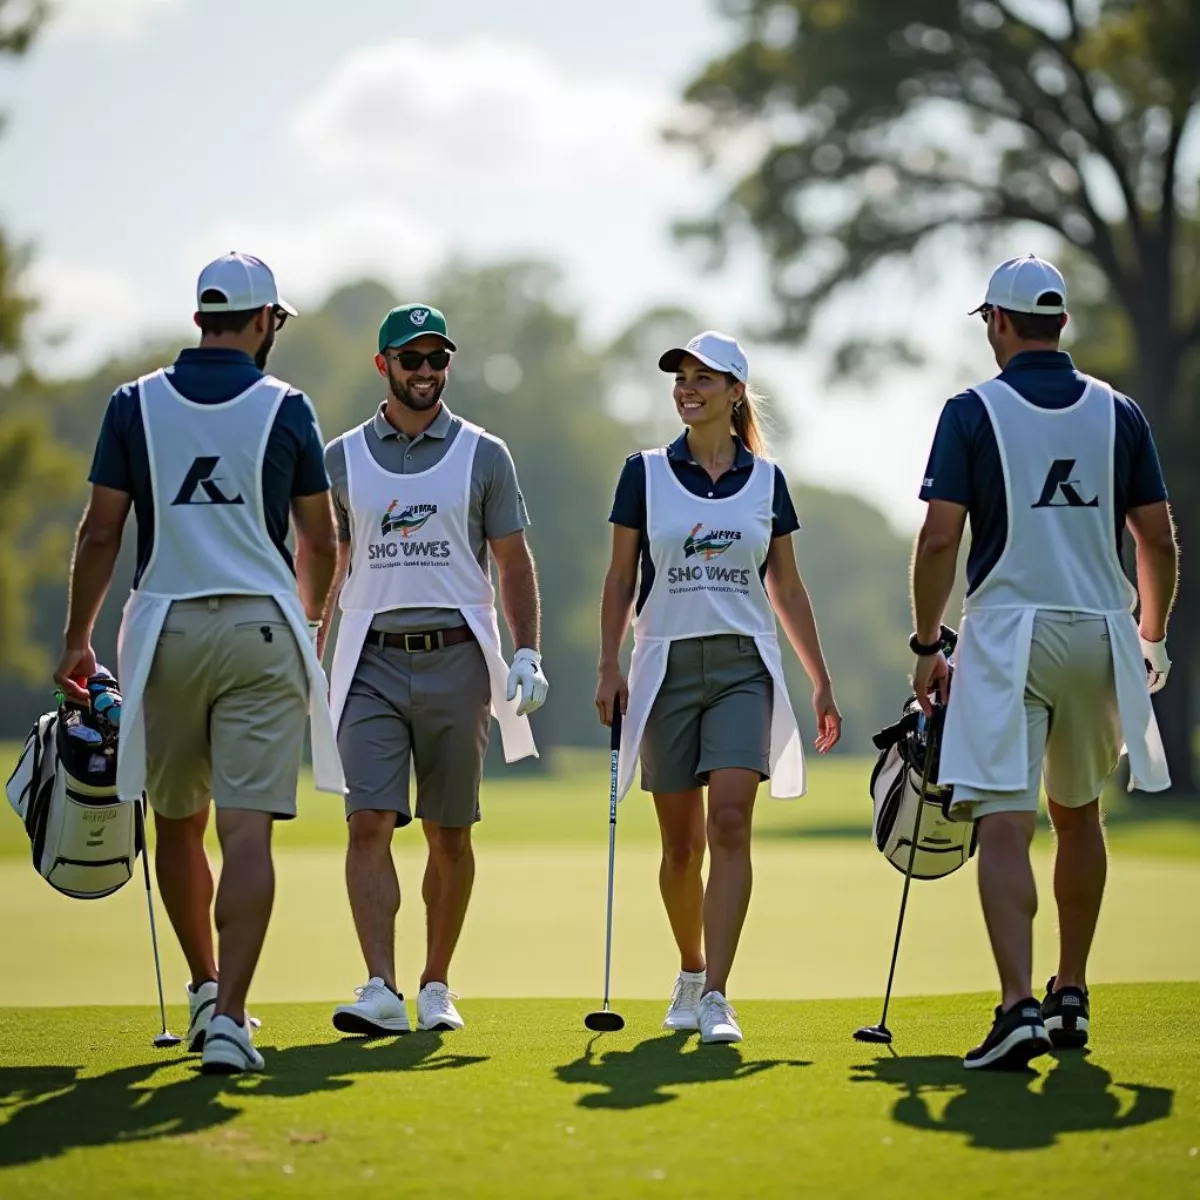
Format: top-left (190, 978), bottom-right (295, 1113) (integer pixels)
top-left (144, 596), bottom-right (309, 820)
top-left (950, 611), bottom-right (1122, 820)
top-left (640, 634), bottom-right (772, 794)
top-left (338, 639), bottom-right (491, 827)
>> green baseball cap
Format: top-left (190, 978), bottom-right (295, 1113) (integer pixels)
top-left (377, 303), bottom-right (458, 354)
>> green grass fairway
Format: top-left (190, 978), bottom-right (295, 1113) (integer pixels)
top-left (2, 752), bottom-right (1199, 1005)
top-left (4, 844), bottom-right (1200, 1006)
top-left (2, 987), bottom-right (1197, 1198)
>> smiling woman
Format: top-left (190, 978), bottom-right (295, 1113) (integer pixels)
top-left (594, 329), bottom-right (843, 1047)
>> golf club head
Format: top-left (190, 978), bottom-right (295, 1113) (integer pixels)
top-left (153, 1031), bottom-right (183, 1049)
top-left (584, 1010), bottom-right (625, 1033)
top-left (853, 1024), bottom-right (893, 1045)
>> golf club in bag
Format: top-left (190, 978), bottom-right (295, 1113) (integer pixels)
top-left (855, 628), bottom-right (962, 1046)
top-left (5, 670), bottom-right (181, 1048)
top-left (585, 705), bottom-right (625, 1033)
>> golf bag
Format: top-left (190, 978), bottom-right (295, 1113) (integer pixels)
top-left (5, 669), bottom-right (142, 900)
top-left (869, 697), bottom-right (977, 881)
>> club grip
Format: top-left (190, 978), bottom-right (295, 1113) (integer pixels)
top-left (610, 704), bottom-right (623, 752)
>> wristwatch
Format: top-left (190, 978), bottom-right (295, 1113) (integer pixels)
top-left (909, 627), bottom-right (949, 656)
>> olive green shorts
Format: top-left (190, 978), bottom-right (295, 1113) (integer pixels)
top-left (144, 596), bottom-right (309, 821)
top-left (949, 611), bottom-right (1122, 821)
top-left (640, 634), bottom-right (772, 794)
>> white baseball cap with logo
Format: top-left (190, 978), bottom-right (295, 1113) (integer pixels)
top-left (196, 251), bottom-right (298, 317)
top-left (971, 254), bottom-right (1068, 316)
top-left (658, 331), bottom-right (749, 382)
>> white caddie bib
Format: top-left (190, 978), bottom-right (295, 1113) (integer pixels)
top-left (617, 448), bottom-right (805, 800)
top-left (940, 377), bottom-right (1168, 794)
top-left (327, 419), bottom-right (536, 762)
top-left (115, 369), bottom-right (344, 801)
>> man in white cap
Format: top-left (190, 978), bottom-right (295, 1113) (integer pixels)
top-left (54, 252), bottom-right (344, 1075)
top-left (910, 254), bottom-right (1177, 1070)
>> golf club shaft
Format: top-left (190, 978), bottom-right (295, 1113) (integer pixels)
top-left (600, 707), bottom-right (623, 1010)
top-left (136, 801), bottom-right (170, 1034)
top-left (876, 715), bottom-right (941, 1031)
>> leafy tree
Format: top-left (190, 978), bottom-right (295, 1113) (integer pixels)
top-left (674, 0), bottom-right (1200, 789)
top-left (0, 0), bottom-right (84, 684)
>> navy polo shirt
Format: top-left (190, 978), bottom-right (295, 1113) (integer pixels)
top-left (609, 432), bottom-right (801, 613)
top-left (88, 348), bottom-right (330, 586)
top-left (920, 350), bottom-right (1167, 594)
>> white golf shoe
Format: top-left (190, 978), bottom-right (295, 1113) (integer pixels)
top-left (186, 981), bottom-right (260, 1052)
top-left (332, 978), bottom-right (411, 1036)
top-left (698, 991), bottom-right (743, 1044)
top-left (663, 969), bottom-right (706, 1031)
top-left (200, 1014), bottom-right (265, 1075)
top-left (417, 982), bottom-right (465, 1031)
top-left (187, 980), bottom-right (218, 1052)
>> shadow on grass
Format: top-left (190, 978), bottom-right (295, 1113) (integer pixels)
top-left (0, 1032), bottom-right (485, 1171)
top-left (555, 1030), bottom-right (810, 1110)
top-left (851, 1050), bottom-right (1172, 1150)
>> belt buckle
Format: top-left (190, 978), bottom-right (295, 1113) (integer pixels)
top-left (404, 632), bottom-right (436, 653)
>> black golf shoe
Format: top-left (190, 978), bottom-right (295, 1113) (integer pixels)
top-left (1042, 977), bottom-right (1090, 1049)
top-left (963, 998), bottom-right (1052, 1070)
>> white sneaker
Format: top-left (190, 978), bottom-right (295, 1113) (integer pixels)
top-left (698, 991), bottom-right (743, 1044)
top-left (187, 981), bottom-right (261, 1052)
top-left (332, 978), bottom-right (411, 1036)
top-left (663, 970), bottom-right (706, 1031)
top-left (200, 1014), bottom-right (265, 1075)
top-left (417, 982), bottom-right (464, 1031)
top-left (187, 981), bottom-right (218, 1052)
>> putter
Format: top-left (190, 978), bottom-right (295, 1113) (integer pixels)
top-left (854, 710), bottom-right (942, 1046)
top-left (136, 802), bottom-right (182, 1049)
top-left (585, 705), bottom-right (625, 1033)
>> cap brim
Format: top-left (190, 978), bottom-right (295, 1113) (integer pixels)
top-left (277, 297), bottom-right (299, 318)
top-left (658, 347), bottom-right (727, 375)
top-left (382, 331), bottom-right (458, 353)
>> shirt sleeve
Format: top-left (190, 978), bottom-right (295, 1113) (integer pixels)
top-left (919, 393), bottom-right (977, 505)
top-left (1122, 397), bottom-right (1169, 507)
top-left (87, 385), bottom-right (137, 493)
top-left (323, 438), bottom-right (353, 543)
top-left (770, 466), bottom-right (801, 538)
top-left (608, 454), bottom-right (646, 530)
top-left (479, 436), bottom-right (529, 541)
top-left (287, 392), bottom-right (332, 497)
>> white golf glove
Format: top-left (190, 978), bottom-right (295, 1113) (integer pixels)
top-left (1140, 636), bottom-right (1171, 695)
top-left (506, 648), bottom-right (549, 716)
top-left (305, 621), bottom-right (321, 647)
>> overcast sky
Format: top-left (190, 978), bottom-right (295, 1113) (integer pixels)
top-left (0, 0), bottom-right (1026, 531)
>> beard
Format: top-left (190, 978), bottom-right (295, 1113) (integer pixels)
top-left (388, 369), bottom-right (446, 412)
top-left (254, 323), bottom-right (277, 371)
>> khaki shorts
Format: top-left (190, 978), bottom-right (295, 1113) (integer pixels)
top-left (640, 634), bottom-right (772, 794)
top-left (144, 596), bottom-right (309, 821)
top-left (338, 639), bottom-right (491, 828)
top-left (950, 611), bottom-right (1122, 821)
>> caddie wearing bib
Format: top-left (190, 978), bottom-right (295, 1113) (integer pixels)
top-left (912, 255), bottom-right (1177, 1071)
top-left (596, 331), bottom-right (842, 1045)
top-left (323, 303), bottom-right (547, 1036)
top-left (54, 253), bottom-right (344, 1075)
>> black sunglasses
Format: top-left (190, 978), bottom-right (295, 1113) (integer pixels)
top-left (977, 303), bottom-right (995, 324)
top-left (272, 305), bottom-right (290, 331)
top-left (386, 348), bottom-right (452, 371)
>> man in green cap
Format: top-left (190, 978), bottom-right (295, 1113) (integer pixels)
top-left (322, 303), bottom-right (548, 1035)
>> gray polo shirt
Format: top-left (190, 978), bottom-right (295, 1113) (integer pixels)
top-left (325, 402), bottom-right (529, 633)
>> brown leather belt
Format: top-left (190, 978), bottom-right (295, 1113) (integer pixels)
top-left (368, 626), bottom-right (476, 653)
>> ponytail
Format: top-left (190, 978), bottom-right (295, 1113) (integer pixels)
top-left (731, 382), bottom-right (770, 459)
